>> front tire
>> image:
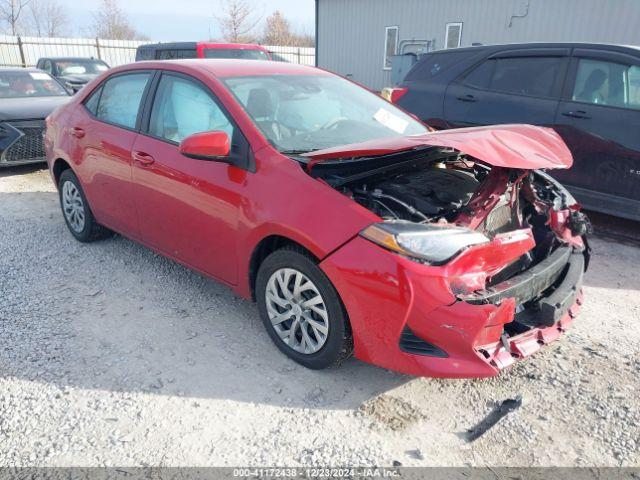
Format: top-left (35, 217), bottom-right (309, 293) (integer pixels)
top-left (256, 247), bottom-right (353, 369)
top-left (58, 169), bottom-right (111, 242)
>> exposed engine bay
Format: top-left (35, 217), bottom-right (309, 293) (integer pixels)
top-left (308, 146), bottom-right (592, 321)
top-left (311, 147), bottom-right (589, 240)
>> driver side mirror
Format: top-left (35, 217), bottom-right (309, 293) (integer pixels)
top-left (179, 130), bottom-right (231, 161)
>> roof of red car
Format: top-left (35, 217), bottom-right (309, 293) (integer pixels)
top-left (122, 59), bottom-right (326, 78)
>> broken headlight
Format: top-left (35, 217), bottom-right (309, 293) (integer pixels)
top-left (360, 221), bottom-right (489, 265)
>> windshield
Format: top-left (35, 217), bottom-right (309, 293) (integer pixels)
top-left (223, 74), bottom-right (428, 153)
top-left (203, 48), bottom-right (269, 60)
top-left (0, 71), bottom-right (68, 98)
top-left (54, 59), bottom-right (109, 75)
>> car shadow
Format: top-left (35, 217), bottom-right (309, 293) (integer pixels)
top-left (0, 163), bottom-right (47, 178)
top-left (0, 191), bottom-right (409, 411)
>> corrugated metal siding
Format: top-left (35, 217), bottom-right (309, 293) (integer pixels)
top-left (318, 0), bottom-right (640, 90)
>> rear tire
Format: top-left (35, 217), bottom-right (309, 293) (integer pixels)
top-left (58, 169), bottom-right (111, 242)
top-left (256, 247), bottom-right (353, 369)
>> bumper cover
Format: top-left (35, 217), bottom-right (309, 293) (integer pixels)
top-left (320, 236), bottom-right (587, 378)
top-left (460, 246), bottom-right (585, 328)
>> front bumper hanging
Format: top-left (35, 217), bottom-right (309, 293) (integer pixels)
top-left (459, 245), bottom-right (586, 328)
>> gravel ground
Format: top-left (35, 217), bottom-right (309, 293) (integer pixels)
top-left (1, 165), bottom-right (639, 467)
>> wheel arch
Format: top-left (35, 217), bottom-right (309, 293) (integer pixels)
top-left (248, 234), bottom-right (318, 301)
top-left (52, 158), bottom-right (72, 186)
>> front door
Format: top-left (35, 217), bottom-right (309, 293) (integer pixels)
top-left (552, 50), bottom-right (640, 219)
top-left (131, 72), bottom-right (246, 284)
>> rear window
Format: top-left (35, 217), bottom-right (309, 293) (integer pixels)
top-left (404, 50), bottom-right (475, 81)
top-left (203, 48), bottom-right (269, 60)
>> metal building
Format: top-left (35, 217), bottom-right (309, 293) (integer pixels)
top-left (315, 0), bottom-right (640, 91)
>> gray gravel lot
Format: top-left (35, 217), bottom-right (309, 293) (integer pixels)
top-left (1, 166), bottom-right (639, 467)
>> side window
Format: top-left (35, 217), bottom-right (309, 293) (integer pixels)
top-left (405, 51), bottom-right (476, 81)
top-left (96, 73), bottom-right (151, 129)
top-left (42, 60), bottom-right (53, 74)
top-left (84, 87), bottom-right (102, 115)
top-left (489, 57), bottom-right (562, 97)
top-left (157, 50), bottom-right (175, 59)
top-left (462, 59), bottom-right (495, 89)
top-left (148, 74), bottom-right (234, 143)
top-left (572, 58), bottom-right (640, 110)
top-left (176, 50), bottom-right (198, 59)
top-left (157, 49), bottom-right (197, 60)
top-left (136, 48), bottom-right (154, 61)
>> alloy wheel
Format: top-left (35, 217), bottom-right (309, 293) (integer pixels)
top-left (62, 180), bottom-right (85, 233)
top-left (265, 268), bottom-right (329, 354)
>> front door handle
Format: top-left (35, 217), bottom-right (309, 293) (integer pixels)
top-left (456, 94), bottom-right (477, 102)
top-left (132, 150), bottom-right (155, 166)
top-left (562, 110), bottom-right (591, 119)
top-left (70, 126), bottom-right (85, 138)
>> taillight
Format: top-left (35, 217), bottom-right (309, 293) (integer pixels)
top-left (381, 87), bottom-right (408, 103)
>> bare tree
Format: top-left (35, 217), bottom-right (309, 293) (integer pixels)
top-left (91, 0), bottom-right (146, 40)
top-left (0, 0), bottom-right (32, 35)
top-left (262, 10), bottom-right (292, 46)
top-left (294, 29), bottom-right (315, 48)
top-left (28, 0), bottom-right (68, 37)
top-left (262, 10), bottom-right (314, 47)
top-left (215, 0), bottom-right (261, 43)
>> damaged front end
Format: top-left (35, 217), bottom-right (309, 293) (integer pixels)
top-left (309, 125), bottom-right (591, 376)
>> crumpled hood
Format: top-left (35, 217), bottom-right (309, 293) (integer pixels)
top-left (303, 124), bottom-right (573, 171)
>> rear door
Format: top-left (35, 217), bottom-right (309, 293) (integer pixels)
top-left (552, 49), bottom-right (640, 219)
top-left (72, 71), bottom-right (153, 237)
top-left (444, 48), bottom-right (569, 128)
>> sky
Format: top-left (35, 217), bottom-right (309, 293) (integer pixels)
top-left (58, 0), bottom-right (316, 41)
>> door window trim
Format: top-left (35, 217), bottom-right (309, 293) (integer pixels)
top-left (80, 70), bottom-right (157, 133)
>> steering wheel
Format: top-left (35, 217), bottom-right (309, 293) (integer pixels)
top-left (319, 116), bottom-right (349, 131)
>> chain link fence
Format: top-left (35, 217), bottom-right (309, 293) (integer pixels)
top-left (0, 35), bottom-right (315, 67)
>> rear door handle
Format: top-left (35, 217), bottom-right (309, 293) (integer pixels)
top-left (562, 110), bottom-right (591, 119)
top-left (132, 150), bottom-right (155, 166)
top-left (456, 94), bottom-right (477, 102)
top-left (70, 126), bottom-right (85, 138)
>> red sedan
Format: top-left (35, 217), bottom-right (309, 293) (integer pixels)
top-left (45, 60), bottom-right (590, 377)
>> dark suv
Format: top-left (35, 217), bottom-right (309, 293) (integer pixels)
top-left (387, 43), bottom-right (640, 221)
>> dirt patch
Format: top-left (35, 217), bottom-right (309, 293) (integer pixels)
top-left (360, 395), bottom-right (426, 431)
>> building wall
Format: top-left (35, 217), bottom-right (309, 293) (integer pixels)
top-left (317, 0), bottom-right (640, 90)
